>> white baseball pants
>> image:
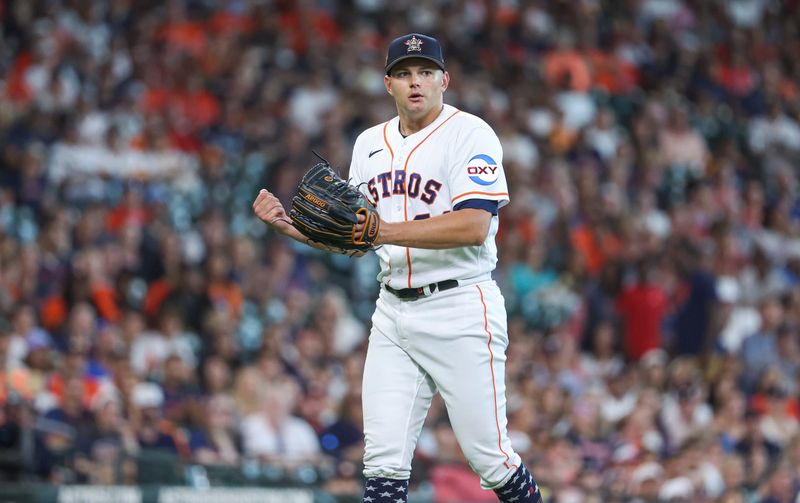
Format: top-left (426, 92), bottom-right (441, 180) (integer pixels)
top-left (361, 279), bottom-right (521, 489)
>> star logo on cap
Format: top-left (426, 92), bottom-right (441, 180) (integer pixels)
top-left (405, 35), bottom-right (423, 52)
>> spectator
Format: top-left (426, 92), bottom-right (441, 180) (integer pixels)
top-left (712, 388), bottom-right (748, 453)
top-left (615, 258), bottom-right (669, 361)
top-left (36, 375), bottom-right (94, 481)
top-left (657, 105), bottom-right (710, 176)
top-left (240, 376), bottom-right (321, 468)
top-left (738, 245), bottom-right (792, 305)
top-left (749, 101), bottom-right (800, 159)
top-left (579, 319), bottom-right (624, 383)
top-left (714, 275), bottom-right (762, 354)
top-left (600, 367), bottom-right (638, 426)
top-left (130, 382), bottom-right (180, 456)
top-left (756, 383), bottom-right (798, 449)
top-left (668, 241), bottom-right (718, 356)
top-left (658, 359), bottom-right (713, 453)
top-left (0, 322), bottom-right (33, 405)
top-left (75, 394), bottom-right (138, 485)
top-left (189, 394), bottom-right (242, 467)
top-left (24, 328), bottom-right (55, 400)
top-left (735, 409), bottom-right (781, 463)
top-left (129, 307), bottom-right (197, 378)
top-left (199, 355), bottom-right (232, 397)
top-left (638, 348), bottom-right (669, 391)
top-left (159, 355), bottom-right (200, 426)
top-left (320, 388), bottom-right (364, 463)
top-left (739, 296), bottom-right (784, 391)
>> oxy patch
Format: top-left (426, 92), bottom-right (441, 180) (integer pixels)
top-left (466, 154), bottom-right (499, 186)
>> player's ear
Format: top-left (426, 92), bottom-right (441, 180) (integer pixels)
top-left (441, 71), bottom-right (450, 92)
top-left (384, 74), bottom-right (393, 96)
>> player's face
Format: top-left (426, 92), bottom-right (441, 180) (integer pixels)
top-left (385, 59), bottom-right (449, 119)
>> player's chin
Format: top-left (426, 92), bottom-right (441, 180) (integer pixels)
top-left (404, 100), bottom-right (427, 114)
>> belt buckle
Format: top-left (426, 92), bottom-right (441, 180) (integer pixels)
top-left (420, 284), bottom-right (437, 297)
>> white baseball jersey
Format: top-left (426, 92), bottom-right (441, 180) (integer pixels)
top-left (349, 104), bottom-right (510, 288)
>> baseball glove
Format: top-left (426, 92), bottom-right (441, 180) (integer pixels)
top-left (289, 158), bottom-right (380, 252)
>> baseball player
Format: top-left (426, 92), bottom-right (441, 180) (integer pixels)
top-left (253, 33), bottom-right (541, 503)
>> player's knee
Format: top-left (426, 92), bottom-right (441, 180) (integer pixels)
top-left (465, 452), bottom-right (522, 489)
top-left (479, 462), bottom-right (517, 489)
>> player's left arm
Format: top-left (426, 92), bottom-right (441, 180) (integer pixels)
top-left (376, 208), bottom-right (491, 249)
top-left (373, 124), bottom-right (507, 249)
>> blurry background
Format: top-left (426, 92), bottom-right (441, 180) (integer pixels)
top-left (1, 0), bottom-right (800, 502)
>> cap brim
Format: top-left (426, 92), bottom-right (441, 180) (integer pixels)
top-left (386, 55), bottom-right (445, 74)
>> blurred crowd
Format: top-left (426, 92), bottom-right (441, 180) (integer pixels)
top-left (2, 0), bottom-right (800, 502)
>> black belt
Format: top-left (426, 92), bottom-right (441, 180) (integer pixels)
top-left (384, 279), bottom-right (459, 300)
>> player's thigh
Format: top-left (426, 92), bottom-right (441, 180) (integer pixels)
top-left (362, 326), bottom-right (437, 474)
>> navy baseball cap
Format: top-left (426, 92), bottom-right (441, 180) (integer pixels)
top-left (385, 33), bottom-right (445, 75)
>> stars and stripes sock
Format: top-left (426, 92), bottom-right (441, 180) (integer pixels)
top-left (363, 477), bottom-right (408, 503)
top-left (493, 464), bottom-right (542, 502)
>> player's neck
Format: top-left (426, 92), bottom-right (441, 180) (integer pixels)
top-left (398, 104), bottom-right (444, 137)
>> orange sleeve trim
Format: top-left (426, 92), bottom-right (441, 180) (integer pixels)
top-left (476, 285), bottom-right (515, 471)
top-left (451, 191), bottom-right (509, 203)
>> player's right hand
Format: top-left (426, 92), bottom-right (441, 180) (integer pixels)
top-left (254, 188), bottom-right (368, 257)
top-left (252, 189), bottom-right (293, 234)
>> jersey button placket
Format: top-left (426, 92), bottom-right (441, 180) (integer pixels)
top-left (392, 159), bottom-right (402, 216)
top-left (397, 155), bottom-right (404, 212)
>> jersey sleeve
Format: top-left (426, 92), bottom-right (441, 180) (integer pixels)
top-left (448, 126), bottom-right (510, 209)
top-left (348, 134), bottom-right (364, 185)
top-left (453, 199), bottom-right (499, 215)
